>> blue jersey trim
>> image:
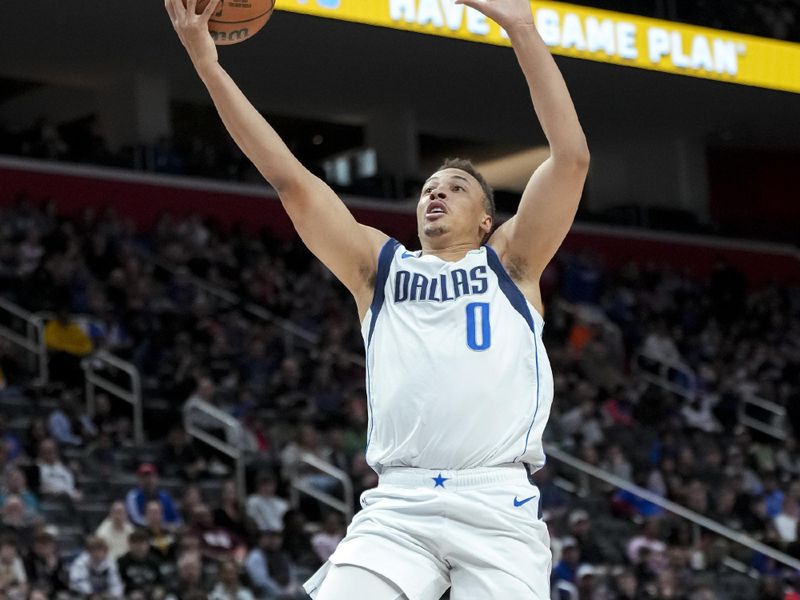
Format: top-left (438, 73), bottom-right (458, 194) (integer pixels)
top-left (365, 356), bottom-right (374, 454)
top-left (484, 245), bottom-right (535, 334)
top-left (514, 333), bottom-right (541, 462)
top-left (365, 238), bottom-right (399, 456)
top-left (483, 246), bottom-right (541, 462)
top-left (367, 238), bottom-right (400, 346)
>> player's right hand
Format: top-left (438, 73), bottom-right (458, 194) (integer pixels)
top-left (164, 0), bottom-right (220, 75)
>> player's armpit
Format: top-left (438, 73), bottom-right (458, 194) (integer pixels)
top-left (277, 172), bottom-right (389, 317)
top-left (491, 153), bottom-right (589, 281)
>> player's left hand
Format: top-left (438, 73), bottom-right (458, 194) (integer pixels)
top-left (454, 0), bottom-right (534, 34)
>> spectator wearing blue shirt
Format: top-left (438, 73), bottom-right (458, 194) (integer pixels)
top-left (245, 529), bottom-right (301, 599)
top-left (48, 398), bottom-right (96, 447)
top-left (761, 473), bottom-right (785, 519)
top-left (551, 536), bottom-right (581, 584)
top-left (125, 463), bottom-right (181, 528)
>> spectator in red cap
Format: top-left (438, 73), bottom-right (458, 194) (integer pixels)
top-left (124, 463), bottom-right (181, 528)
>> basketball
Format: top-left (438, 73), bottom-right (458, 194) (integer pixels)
top-left (182, 0), bottom-right (275, 45)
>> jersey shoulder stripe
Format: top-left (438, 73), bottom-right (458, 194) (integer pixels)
top-left (367, 238), bottom-right (400, 345)
top-left (484, 245), bottom-right (536, 334)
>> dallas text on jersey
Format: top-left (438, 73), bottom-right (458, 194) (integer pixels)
top-left (394, 266), bottom-right (489, 303)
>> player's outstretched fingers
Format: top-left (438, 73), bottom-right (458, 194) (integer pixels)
top-left (164, 0), bottom-right (178, 24)
top-left (202, 0), bottom-right (221, 22)
top-left (187, 0), bottom-right (198, 16)
top-left (167, 0), bottom-right (185, 22)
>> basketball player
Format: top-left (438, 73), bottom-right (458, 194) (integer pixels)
top-left (165, 0), bottom-right (589, 597)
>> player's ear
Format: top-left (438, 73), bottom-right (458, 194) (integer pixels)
top-left (479, 213), bottom-right (492, 236)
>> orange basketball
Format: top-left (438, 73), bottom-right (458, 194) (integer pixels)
top-left (182, 0), bottom-right (275, 45)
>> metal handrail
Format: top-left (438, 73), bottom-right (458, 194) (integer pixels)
top-left (289, 451), bottom-right (354, 524)
top-left (546, 446), bottom-right (800, 572)
top-left (136, 248), bottom-right (365, 367)
top-left (183, 397), bottom-right (247, 503)
top-left (141, 250), bottom-right (318, 344)
top-left (632, 349), bottom-right (696, 400)
top-left (82, 350), bottom-right (144, 445)
top-left (0, 297), bottom-right (48, 383)
top-left (738, 394), bottom-right (787, 441)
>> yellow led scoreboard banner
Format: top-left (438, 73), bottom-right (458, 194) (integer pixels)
top-left (276, 0), bottom-right (800, 94)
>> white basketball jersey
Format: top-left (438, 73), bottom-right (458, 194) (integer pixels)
top-left (361, 239), bottom-right (554, 474)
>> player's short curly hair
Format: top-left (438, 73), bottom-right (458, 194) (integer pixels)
top-left (436, 157), bottom-right (496, 221)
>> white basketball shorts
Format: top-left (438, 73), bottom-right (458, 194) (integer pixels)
top-left (303, 464), bottom-right (552, 600)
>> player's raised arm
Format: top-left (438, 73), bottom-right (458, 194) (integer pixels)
top-left (458, 0), bottom-right (590, 282)
top-left (164, 0), bottom-right (387, 316)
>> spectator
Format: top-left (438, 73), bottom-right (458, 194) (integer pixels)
top-left (310, 513), bottom-right (343, 564)
top-left (627, 520), bottom-right (668, 573)
top-left (87, 431), bottom-right (117, 478)
top-left (23, 530), bottom-right (68, 597)
top-left (246, 473), bottom-right (289, 533)
top-left (612, 569), bottom-right (638, 600)
top-left (24, 420), bottom-right (48, 463)
top-left (245, 529), bottom-right (303, 600)
top-left (89, 393), bottom-right (121, 440)
top-left (68, 536), bottom-right (123, 599)
top-left (43, 307), bottom-right (93, 388)
top-left (641, 321), bottom-right (681, 364)
top-left (774, 496), bottom-right (799, 543)
top-left (181, 484), bottom-right (204, 518)
top-left (0, 496), bottom-right (37, 550)
top-left (47, 396), bottom-right (96, 447)
top-left (95, 500), bottom-right (135, 560)
top-left (36, 438), bottom-right (82, 501)
top-left (117, 530), bottom-right (164, 597)
top-left (160, 426), bottom-right (206, 481)
top-left (552, 536), bottom-right (581, 586)
top-left (762, 473), bottom-right (787, 519)
top-left (0, 468), bottom-right (38, 516)
top-left (189, 503), bottom-right (245, 562)
top-left (567, 510), bottom-right (608, 565)
top-left (213, 480), bottom-right (252, 541)
top-left (280, 423), bottom-right (337, 495)
top-left (280, 510), bottom-right (319, 571)
top-left (169, 530), bottom-right (214, 584)
top-left (165, 552), bottom-right (207, 600)
top-left (600, 444), bottom-right (632, 481)
top-left (125, 463), bottom-right (181, 528)
top-left (574, 564), bottom-right (603, 600)
top-left (140, 501), bottom-right (176, 563)
top-left (776, 436), bottom-right (800, 477)
top-left (16, 230), bottom-right (44, 278)
top-left (680, 396), bottom-right (721, 433)
top-left (0, 417), bottom-right (22, 462)
top-left (208, 559), bottom-right (255, 600)
top-left (0, 533), bottom-right (27, 599)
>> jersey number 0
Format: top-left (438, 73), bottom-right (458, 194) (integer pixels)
top-left (466, 302), bottom-right (491, 351)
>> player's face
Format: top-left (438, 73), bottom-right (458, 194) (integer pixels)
top-left (417, 169), bottom-right (491, 245)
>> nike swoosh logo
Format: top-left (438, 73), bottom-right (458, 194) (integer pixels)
top-left (401, 251), bottom-right (415, 258)
top-left (514, 495), bottom-right (537, 507)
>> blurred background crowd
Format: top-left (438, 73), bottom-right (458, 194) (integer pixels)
top-left (0, 197), bottom-right (798, 599)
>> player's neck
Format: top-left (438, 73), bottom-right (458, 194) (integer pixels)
top-left (420, 239), bottom-right (481, 262)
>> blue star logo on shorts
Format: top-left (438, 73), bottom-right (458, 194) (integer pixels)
top-left (432, 473), bottom-right (449, 488)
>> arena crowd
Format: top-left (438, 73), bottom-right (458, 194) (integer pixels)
top-left (0, 198), bottom-right (798, 599)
